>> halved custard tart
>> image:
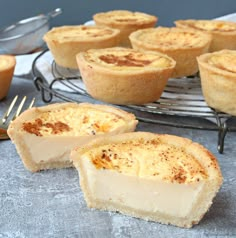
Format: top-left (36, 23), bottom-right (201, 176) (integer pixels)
top-left (71, 132), bottom-right (223, 228)
top-left (8, 102), bottom-right (138, 172)
top-left (43, 25), bottom-right (121, 69)
top-left (197, 50), bottom-right (236, 116)
top-left (76, 47), bottom-right (176, 105)
top-left (129, 27), bottom-right (211, 78)
top-left (175, 19), bottom-right (236, 52)
top-left (93, 10), bottom-right (157, 46)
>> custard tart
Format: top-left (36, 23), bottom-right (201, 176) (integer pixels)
top-left (0, 55), bottom-right (16, 100)
top-left (93, 10), bottom-right (157, 46)
top-left (76, 47), bottom-right (176, 105)
top-left (197, 49), bottom-right (236, 116)
top-left (71, 131), bottom-right (222, 228)
top-left (43, 25), bottom-right (121, 69)
top-left (8, 102), bottom-right (138, 172)
top-left (175, 19), bottom-right (236, 52)
top-left (129, 27), bottom-right (211, 78)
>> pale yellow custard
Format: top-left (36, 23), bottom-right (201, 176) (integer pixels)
top-left (130, 27), bottom-right (210, 50)
top-left (21, 106), bottom-right (131, 137)
top-left (208, 54), bottom-right (236, 73)
top-left (184, 20), bottom-right (236, 32)
top-left (175, 19), bottom-right (236, 52)
top-left (83, 47), bottom-right (173, 71)
top-left (44, 26), bottom-right (120, 43)
top-left (94, 10), bottom-right (157, 25)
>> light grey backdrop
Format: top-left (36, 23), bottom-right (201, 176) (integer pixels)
top-left (0, 0), bottom-right (236, 29)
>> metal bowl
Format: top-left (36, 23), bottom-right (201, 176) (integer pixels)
top-left (0, 8), bottom-right (62, 55)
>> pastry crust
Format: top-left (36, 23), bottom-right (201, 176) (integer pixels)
top-left (76, 47), bottom-right (176, 105)
top-left (7, 102), bottom-right (138, 172)
top-left (71, 132), bottom-right (223, 228)
top-left (0, 55), bottom-right (16, 100)
top-left (129, 27), bottom-right (211, 78)
top-left (93, 10), bottom-right (157, 46)
top-left (197, 49), bottom-right (236, 116)
top-left (175, 19), bottom-right (236, 52)
top-left (43, 25), bottom-right (121, 69)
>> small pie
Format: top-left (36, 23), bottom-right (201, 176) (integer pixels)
top-left (43, 25), bottom-right (121, 69)
top-left (175, 19), bottom-right (236, 52)
top-left (76, 47), bottom-right (176, 105)
top-left (93, 10), bottom-right (157, 46)
top-left (197, 49), bottom-right (236, 116)
top-left (7, 102), bottom-right (138, 172)
top-left (129, 27), bottom-right (212, 78)
top-left (0, 55), bottom-right (16, 100)
top-left (71, 132), bottom-right (223, 228)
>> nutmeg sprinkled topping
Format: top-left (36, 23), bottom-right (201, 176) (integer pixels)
top-left (84, 47), bottom-right (173, 69)
top-left (23, 119), bottom-right (70, 136)
top-left (88, 138), bottom-right (208, 184)
top-left (21, 105), bottom-right (129, 137)
top-left (99, 53), bottom-right (152, 67)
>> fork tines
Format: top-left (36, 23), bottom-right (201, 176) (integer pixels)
top-left (1, 95), bottom-right (35, 125)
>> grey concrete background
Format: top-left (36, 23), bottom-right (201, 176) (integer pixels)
top-left (0, 0), bottom-right (236, 29)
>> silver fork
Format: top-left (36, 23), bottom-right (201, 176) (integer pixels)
top-left (0, 95), bottom-right (35, 140)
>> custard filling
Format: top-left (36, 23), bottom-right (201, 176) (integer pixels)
top-left (21, 106), bottom-right (128, 137)
top-left (134, 28), bottom-right (207, 48)
top-left (208, 53), bottom-right (236, 73)
top-left (84, 49), bottom-right (173, 70)
top-left (95, 11), bottom-right (155, 24)
top-left (85, 139), bottom-right (207, 183)
top-left (81, 138), bottom-right (208, 218)
top-left (191, 20), bottom-right (236, 32)
top-left (46, 26), bottom-right (117, 42)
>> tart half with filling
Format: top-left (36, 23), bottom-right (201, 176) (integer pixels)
top-left (129, 27), bottom-right (211, 78)
top-left (197, 49), bottom-right (236, 116)
top-left (175, 19), bottom-right (236, 52)
top-left (0, 55), bottom-right (16, 100)
top-left (71, 132), bottom-right (223, 228)
top-left (76, 47), bottom-right (176, 105)
top-left (7, 103), bottom-right (138, 172)
top-left (93, 10), bottom-right (157, 46)
top-left (43, 25), bottom-right (121, 69)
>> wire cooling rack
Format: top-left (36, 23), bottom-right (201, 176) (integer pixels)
top-left (32, 50), bottom-right (236, 153)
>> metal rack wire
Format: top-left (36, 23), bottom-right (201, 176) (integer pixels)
top-left (32, 50), bottom-right (236, 153)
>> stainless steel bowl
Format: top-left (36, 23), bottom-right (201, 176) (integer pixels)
top-left (0, 8), bottom-right (62, 55)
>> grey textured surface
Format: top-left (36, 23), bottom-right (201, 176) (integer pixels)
top-left (0, 77), bottom-right (236, 238)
